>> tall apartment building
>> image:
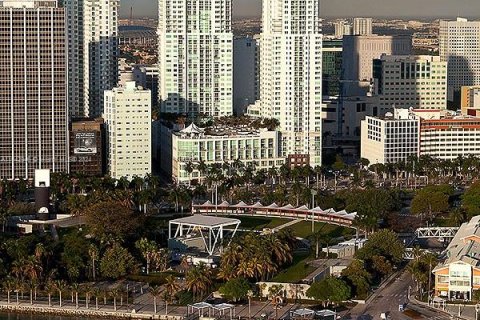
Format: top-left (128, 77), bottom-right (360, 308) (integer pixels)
top-left (104, 82), bottom-right (151, 180)
top-left (374, 55), bottom-right (447, 113)
top-left (334, 20), bottom-right (351, 39)
top-left (439, 18), bottom-right (480, 102)
top-left (0, 0), bottom-right (68, 180)
top-left (65, 0), bottom-right (119, 118)
top-left (253, 0), bottom-right (323, 167)
top-left (353, 18), bottom-right (373, 36)
top-left (233, 37), bottom-right (259, 116)
top-left (158, 0), bottom-right (233, 117)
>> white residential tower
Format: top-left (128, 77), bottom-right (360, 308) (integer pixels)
top-left (158, 0), bottom-right (233, 117)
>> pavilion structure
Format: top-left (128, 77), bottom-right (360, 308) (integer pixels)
top-left (168, 215), bottom-right (240, 255)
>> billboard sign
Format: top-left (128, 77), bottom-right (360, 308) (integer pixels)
top-left (74, 132), bottom-right (97, 154)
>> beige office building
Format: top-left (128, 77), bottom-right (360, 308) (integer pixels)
top-left (0, 0), bottom-right (68, 180)
top-left (104, 82), bottom-right (152, 180)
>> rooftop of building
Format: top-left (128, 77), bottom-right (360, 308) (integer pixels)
top-left (0, 0), bottom-right (57, 8)
top-left (378, 54), bottom-right (442, 62)
top-left (163, 116), bottom-right (280, 139)
top-left (434, 215), bottom-right (480, 272)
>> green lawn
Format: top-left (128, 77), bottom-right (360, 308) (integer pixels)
top-left (288, 220), bottom-right (355, 239)
top-left (271, 252), bottom-right (316, 283)
top-left (231, 216), bottom-right (290, 230)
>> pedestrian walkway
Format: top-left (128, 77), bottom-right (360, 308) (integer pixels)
top-left (274, 219), bottom-right (302, 231)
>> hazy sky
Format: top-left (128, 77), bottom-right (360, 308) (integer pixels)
top-left (120, 0), bottom-right (480, 19)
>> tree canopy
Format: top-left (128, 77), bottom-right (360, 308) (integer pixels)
top-left (306, 276), bottom-right (351, 305)
top-left (462, 181), bottom-right (480, 218)
top-left (411, 185), bottom-right (452, 220)
top-left (219, 277), bottom-right (251, 302)
top-left (100, 243), bottom-right (139, 279)
top-left (84, 200), bottom-right (143, 241)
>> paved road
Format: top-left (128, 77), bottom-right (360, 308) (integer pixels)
top-left (343, 271), bottom-right (453, 320)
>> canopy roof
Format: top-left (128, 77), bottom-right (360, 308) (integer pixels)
top-left (170, 215), bottom-right (240, 228)
top-left (181, 123), bottom-right (203, 135)
top-left (291, 308), bottom-right (315, 316)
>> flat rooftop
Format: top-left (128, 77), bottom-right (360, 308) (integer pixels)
top-left (170, 215), bottom-right (241, 228)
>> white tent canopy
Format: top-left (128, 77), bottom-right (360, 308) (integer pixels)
top-left (290, 308), bottom-right (315, 318)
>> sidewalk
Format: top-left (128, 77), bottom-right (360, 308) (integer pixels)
top-left (409, 295), bottom-right (477, 320)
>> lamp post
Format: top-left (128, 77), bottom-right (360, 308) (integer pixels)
top-left (310, 189), bottom-right (317, 233)
top-left (475, 303), bottom-right (480, 320)
top-left (247, 290), bottom-right (254, 319)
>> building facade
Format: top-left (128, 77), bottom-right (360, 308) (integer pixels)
top-left (133, 64), bottom-right (159, 110)
top-left (433, 215), bottom-right (480, 301)
top-left (461, 86), bottom-right (480, 116)
top-left (252, 0), bottom-right (323, 167)
top-left (233, 37), bottom-right (259, 116)
top-left (158, 0), bottom-right (233, 117)
top-left (104, 82), bottom-right (151, 180)
top-left (353, 18), bottom-right (373, 36)
top-left (322, 40), bottom-right (343, 97)
top-left (342, 35), bottom-right (412, 83)
top-left (0, 0), bottom-right (68, 180)
top-left (361, 108), bottom-right (480, 164)
top-left (439, 18), bottom-right (480, 101)
top-left (420, 117), bottom-right (480, 160)
top-left (65, 0), bottom-right (119, 118)
top-left (160, 123), bottom-right (284, 185)
top-left (69, 118), bottom-right (105, 176)
top-left (360, 109), bottom-right (420, 164)
top-left (374, 55), bottom-right (447, 113)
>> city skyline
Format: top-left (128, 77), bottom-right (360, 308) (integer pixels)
top-left (120, 0), bottom-right (480, 18)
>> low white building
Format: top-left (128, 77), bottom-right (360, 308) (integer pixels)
top-left (360, 108), bottom-right (420, 164)
top-left (104, 82), bottom-right (152, 180)
top-left (361, 108), bottom-right (480, 164)
top-left (160, 122), bottom-right (285, 185)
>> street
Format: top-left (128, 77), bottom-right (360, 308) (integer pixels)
top-left (343, 271), bottom-right (453, 320)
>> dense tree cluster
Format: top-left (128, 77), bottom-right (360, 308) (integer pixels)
top-left (218, 230), bottom-right (296, 282)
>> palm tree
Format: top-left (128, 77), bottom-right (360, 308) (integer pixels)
top-left (88, 244), bottom-right (99, 281)
top-left (71, 283), bottom-right (80, 309)
top-left (135, 238), bottom-right (158, 274)
top-left (2, 277), bottom-right (15, 304)
top-left (150, 285), bottom-right (163, 314)
top-left (109, 287), bottom-right (120, 311)
top-left (44, 281), bottom-right (56, 307)
top-left (164, 275), bottom-right (180, 308)
top-left (185, 263), bottom-right (213, 301)
top-left (92, 287), bottom-right (101, 310)
top-left (53, 280), bottom-right (67, 307)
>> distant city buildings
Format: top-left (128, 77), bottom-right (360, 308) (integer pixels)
top-left (233, 37), bottom-right (260, 116)
top-left (353, 18), bottom-right (373, 36)
top-left (104, 82), bottom-right (151, 180)
top-left (65, 0), bottom-right (119, 118)
top-left (160, 122), bottom-right (284, 185)
top-left (334, 21), bottom-right (351, 39)
top-left (158, 0), bottom-right (233, 117)
top-left (374, 55), bottom-right (447, 113)
top-left (250, 0), bottom-right (323, 167)
top-left (361, 108), bottom-right (480, 164)
top-left (0, 0), bottom-right (69, 180)
top-left (440, 18), bottom-right (480, 102)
